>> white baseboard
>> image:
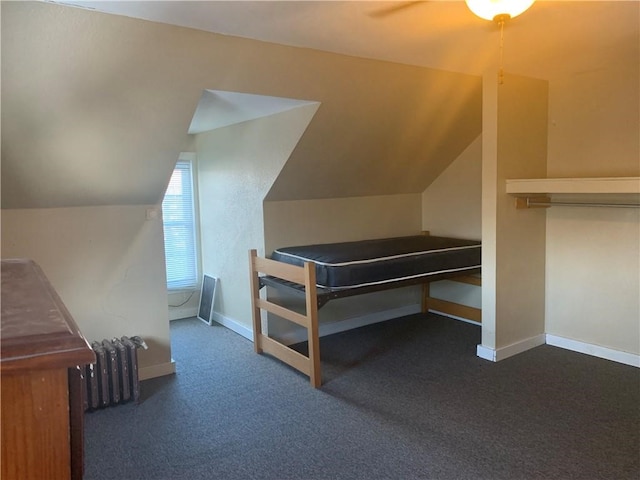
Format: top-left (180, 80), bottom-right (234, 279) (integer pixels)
top-left (546, 334), bottom-right (640, 368)
top-left (139, 360), bottom-right (176, 381)
top-left (169, 306), bottom-right (198, 321)
top-left (211, 311), bottom-right (254, 341)
top-left (476, 344), bottom-right (497, 361)
top-left (477, 334), bottom-right (546, 362)
top-left (277, 304), bottom-right (422, 346)
top-left (477, 333), bottom-right (639, 368)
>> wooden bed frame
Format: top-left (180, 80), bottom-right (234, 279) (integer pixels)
top-left (249, 246), bottom-right (481, 388)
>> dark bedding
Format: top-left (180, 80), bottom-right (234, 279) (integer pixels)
top-left (271, 235), bottom-right (481, 290)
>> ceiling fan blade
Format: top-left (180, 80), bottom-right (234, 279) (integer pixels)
top-left (368, 1), bottom-right (426, 19)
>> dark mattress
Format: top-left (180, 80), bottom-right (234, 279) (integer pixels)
top-left (271, 235), bottom-right (481, 290)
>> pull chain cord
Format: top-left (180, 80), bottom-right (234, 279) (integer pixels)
top-left (498, 18), bottom-right (505, 85)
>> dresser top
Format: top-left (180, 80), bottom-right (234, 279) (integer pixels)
top-left (1, 259), bottom-right (94, 372)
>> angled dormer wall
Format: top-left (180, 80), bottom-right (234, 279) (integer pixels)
top-left (195, 104), bottom-right (320, 336)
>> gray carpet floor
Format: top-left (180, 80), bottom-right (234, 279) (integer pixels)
top-left (84, 314), bottom-right (639, 480)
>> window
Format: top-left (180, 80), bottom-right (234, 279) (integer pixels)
top-left (162, 159), bottom-right (198, 290)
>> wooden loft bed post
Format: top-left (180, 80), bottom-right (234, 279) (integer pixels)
top-left (249, 249), bottom-right (264, 355)
top-left (420, 230), bottom-right (482, 322)
top-left (248, 249), bottom-right (322, 387)
top-left (304, 262), bottom-right (321, 387)
top-left (422, 275), bottom-right (482, 323)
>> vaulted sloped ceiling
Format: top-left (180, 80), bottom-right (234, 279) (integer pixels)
top-left (1, 1), bottom-right (480, 209)
top-left (265, 64), bottom-right (481, 201)
top-left (1, 2), bottom-right (201, 209)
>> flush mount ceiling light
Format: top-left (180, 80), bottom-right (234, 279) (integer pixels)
top-left (465, 0), bottom-right (535, 23)
top-left (465, 0), bottom-right (536, 84)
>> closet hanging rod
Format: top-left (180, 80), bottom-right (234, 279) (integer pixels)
top-left (519, 197), bottom-right (640, 209)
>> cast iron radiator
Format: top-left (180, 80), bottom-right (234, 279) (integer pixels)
top-left (83, 336), bottom-right (147, 410)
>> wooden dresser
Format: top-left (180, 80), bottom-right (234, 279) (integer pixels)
top-left (1, 259), bottom-right (95, 480)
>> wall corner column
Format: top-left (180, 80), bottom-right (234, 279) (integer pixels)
top-left (480, 71), bottom-right (549, 361)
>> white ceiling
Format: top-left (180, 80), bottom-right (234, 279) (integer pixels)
top-left (49, 1), bottom-right (639, 80)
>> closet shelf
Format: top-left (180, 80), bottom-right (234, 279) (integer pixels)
top-left (506, 177), bottom-right (640, 209)
top-left (505, 177), bottom-right (640, 195)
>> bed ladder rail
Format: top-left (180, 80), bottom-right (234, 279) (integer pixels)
top-left (249, 250), bottom-right (322, 387)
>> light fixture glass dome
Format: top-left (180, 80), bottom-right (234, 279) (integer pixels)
top-left (465, 0), bottom-right (535, 22)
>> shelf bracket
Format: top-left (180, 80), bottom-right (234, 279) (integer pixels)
top-left (515, 196), bottom-right (551, 209)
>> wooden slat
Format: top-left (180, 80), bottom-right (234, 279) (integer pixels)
top-left (252, 255), bottom-right (306, 285)
top-left (427, 297), bottom-right (482, 323)
top-left (259, 334), bottom-right (311, 376)
top-left (255, 298), bottom-right (309, 328)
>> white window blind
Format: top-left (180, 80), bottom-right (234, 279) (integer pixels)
top-left (162, 160), bottom-right (198, 290)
